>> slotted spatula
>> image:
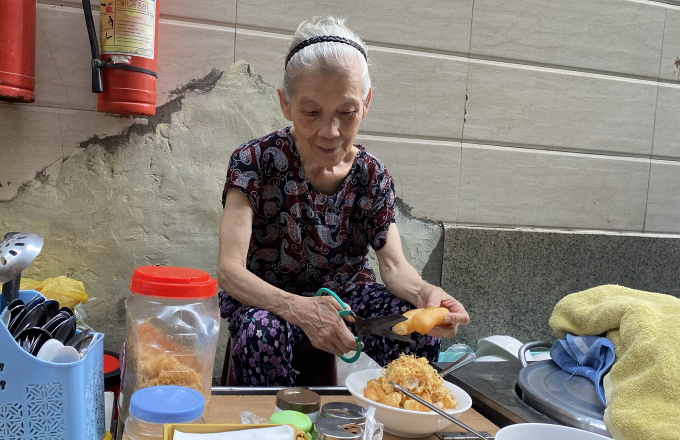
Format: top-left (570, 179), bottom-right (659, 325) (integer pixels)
top-left (0, 232), bottom-right (43, 311)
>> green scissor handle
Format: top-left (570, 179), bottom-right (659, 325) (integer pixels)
top-left (316, 288), bottom-right (363, 363)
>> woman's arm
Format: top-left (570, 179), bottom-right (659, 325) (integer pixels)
top-left (217, 189), bottom-right (357, 356)
top-left (375, 223), bottom-right (469, 338)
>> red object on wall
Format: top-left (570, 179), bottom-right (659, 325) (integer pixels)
top-left (97, 0), bottom-right (159, 116)
top-left (0, 0), bottom-right (36, 103)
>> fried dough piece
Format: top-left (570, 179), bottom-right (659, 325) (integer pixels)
top-left (379, 392), bottom-right (403, 408)
top-left (403, 399), bottom-right (430, 412)
top-left (412, 307), bottom-right (449, 335)
top-left (392, 308), bottom-right (425, 335)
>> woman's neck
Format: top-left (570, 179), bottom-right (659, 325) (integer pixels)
top-left (291, 131), bottom-right (358, 196)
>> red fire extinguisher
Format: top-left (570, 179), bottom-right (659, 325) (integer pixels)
top-left (0, 0), bottom-right (36, 103)
top-left (82, 0), bottom-right (159, 116)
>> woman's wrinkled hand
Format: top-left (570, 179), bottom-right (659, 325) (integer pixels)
top-left (416, 285), bottom-right (470, 339)
top-left (285, 295), bottom-right (359, 357)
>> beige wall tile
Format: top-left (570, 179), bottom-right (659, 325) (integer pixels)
top-left (652, 84), bottom-right (680, 159)
top-left (364, 49), bottom-right (468, 138)
top-left (55, 0), bottom-right (237, 25)
top-left (357, 135), bottom-right (460, 222)
top-left (660, 9), bottom-right (680, 83)
top-left (234, 29), bottom-right (288, 89)
top-left (645, 159), bottom-right (680, 233)
top-left (0, 106), bottom-right (63, 201)
top-left (236, 0), bottom-right (474, 54)
top-left (235, 31), bottom-right (469, 139)
top-left (34, 6), bottom-right (71, 109)
top-left (470, 0), bottom-right (665, 78)
top-left (463, 62), bottom-right (657, 156)
top-left (30, 5), bottom-right (235, 112)
top-left (457, 144), bottom-right (650, 231)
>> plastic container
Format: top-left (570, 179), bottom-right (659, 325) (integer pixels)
top-left (0, 290), bottom-right (105, 440)
top-left (274, 387), bottom-right (321, 422)
top-left (117, 266), bottom-right (220, 437)
top-left (269, 410), bottom-right (313, 434)
top-left (124, 385), bottom-right (205, 440)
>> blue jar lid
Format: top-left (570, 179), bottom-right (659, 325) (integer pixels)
top-left (129, 386), bottom-right (205, 424)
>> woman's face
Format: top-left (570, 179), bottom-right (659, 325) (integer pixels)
top-left (278, 65), bottom-right (371, 169)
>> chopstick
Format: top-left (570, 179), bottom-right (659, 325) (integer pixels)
top-left (388, 381), bottom-right (492, 440)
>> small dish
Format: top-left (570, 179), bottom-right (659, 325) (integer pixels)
top-left (11, 303), bottom-right (47, 338)
top-left (52, 315), bottom-right (76, 344)
top-left (37, 338), bottom-right (65, 361)
top-left (495, 423), bottom-right (611, 439)
top-left (49, 345), bottom-right (80, 363)
top-left (43, 311), bottom-right (70, 334)
top-left (23, 294), bottom-right (45, 313)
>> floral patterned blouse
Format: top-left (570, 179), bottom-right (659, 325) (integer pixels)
top-left (222, 127), bottom-right (396, 296)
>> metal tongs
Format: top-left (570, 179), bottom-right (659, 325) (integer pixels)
top-left (316, 288), bottom-right (414, 363)
top-left (389, 381), bottom-right (495, 440)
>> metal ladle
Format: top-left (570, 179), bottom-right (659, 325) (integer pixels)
top-left (0, 232), bottom-right (44, 312)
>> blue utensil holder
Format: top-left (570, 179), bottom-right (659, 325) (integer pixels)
top-left (0, 290), bottom-right (105, 440)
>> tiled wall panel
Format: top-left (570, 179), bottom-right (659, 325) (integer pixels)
top-left (660, 8), bottom-right (680, 83)
top-left (652, 85), bottom-right (680, 160)
top-left (235, 30), bottom-right (468, 139)
top-left (457, 144), bottom-right (650, 231)
top-left (645, 160), bottom-right (680, 233)
top-left (463, 62), bottom-right (657, 156)
top-left (470, 0), bottom-right (666, 78)
top-left (30, 4), bottom-right (235, 111)
top-left (55, 0), bottom-right (237, 25)
top-left (358, 136), bottom-right (461, 222)
top-left (236, 0), bottom-right (474, 54)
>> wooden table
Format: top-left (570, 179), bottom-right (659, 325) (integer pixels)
top-left (207, 395), bottom-right (499, 439)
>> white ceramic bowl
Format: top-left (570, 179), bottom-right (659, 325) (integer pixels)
top-left (345, 369), bottom-right (472, 438)
top-left (495, 423), bottom-right (611, 439)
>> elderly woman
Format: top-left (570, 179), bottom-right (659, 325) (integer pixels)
top-left (217, 16), bottom-right (469, 386)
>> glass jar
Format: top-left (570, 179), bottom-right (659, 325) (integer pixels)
top-left (118, 266), bottom-right (220, 436)
top-left (124, 385), bottom-right (205, 440)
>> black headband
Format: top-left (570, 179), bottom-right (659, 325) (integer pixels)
top-left (285, 35), bottom-right (367, 68)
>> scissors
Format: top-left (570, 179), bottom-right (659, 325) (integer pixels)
top-left (316, 288), bottom-right (415, 363)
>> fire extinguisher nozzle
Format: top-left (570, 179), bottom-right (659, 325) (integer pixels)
top-left (92, 67), bottom-right (103, 94)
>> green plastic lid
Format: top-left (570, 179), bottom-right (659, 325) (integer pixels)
top-left (269, 410), bottom-right (313, 432)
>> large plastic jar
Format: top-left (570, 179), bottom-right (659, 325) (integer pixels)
top-left (124, 385), bottom-right (205, 440)
top-left (117, 266), bottom-right (220, 435)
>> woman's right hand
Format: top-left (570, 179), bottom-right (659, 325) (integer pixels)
top-left (284, 295), bottom-right (359, 357)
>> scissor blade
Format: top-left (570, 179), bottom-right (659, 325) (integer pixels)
top-left (355, 315), bottom-right (407, 339)
top-left (371, 328), bottom-right (415, 344)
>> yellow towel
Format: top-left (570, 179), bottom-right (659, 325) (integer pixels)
top-left (549, 285), bottom-right (680, 440)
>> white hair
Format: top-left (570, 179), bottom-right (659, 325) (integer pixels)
top-left (282, 16), bottom-right (371, 103)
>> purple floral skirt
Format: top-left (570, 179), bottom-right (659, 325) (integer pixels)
top-left (219, 282), bottom-right (440, 386)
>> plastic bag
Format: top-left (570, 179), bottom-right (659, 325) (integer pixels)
top-left (20, 275), bottom-right (88, 307)
top-left (239, 411), bottom-right (269, 424)
top-left (438, 343), bottom-right (474, 363)
top-left (336, 352), bottom-right (382, 386)
top-left (362, 406), bottom-right (383, 440)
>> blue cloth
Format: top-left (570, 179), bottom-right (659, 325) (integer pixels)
top-left (550, 334), bottom-right (615, 406)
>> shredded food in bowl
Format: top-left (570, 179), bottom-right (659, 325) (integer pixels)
top-left (363, 353), bottom-right (458, 412)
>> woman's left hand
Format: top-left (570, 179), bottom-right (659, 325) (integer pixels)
top-left (416, 285), bottom-right (470, 338)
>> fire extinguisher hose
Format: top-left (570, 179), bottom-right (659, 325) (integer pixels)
top-left (81, 0), bottom-right (158, 94)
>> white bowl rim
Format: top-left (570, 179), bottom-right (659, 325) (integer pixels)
top-left (496, 423), bottom-right (612, 439)
top-left (345, 368), bottom-right (472, 415)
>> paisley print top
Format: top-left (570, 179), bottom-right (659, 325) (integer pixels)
top-left (222, 127), bottom-right (396, 297)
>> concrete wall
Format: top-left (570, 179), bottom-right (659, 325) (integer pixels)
top-left (2, 0), bottom-right (680, 377)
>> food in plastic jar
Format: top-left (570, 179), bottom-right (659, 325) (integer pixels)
top-left (118, 266), bottom-right (219, 435)
top-left (274, 388), bottom-right (321, 422)
top-left (124, 385), bottom-right (205, 440)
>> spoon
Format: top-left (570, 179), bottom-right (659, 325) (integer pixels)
top-left (437, 352), bottom-right (476, 378)
top-left (65, 328), bottom-right (91, 348)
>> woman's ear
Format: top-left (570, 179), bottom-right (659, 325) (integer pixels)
top-left (278, 89), bottom-right (293, 121)
top-left (361, 87), bottom-right (372, 119)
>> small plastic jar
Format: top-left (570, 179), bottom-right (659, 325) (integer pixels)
top-left (124, 385), bottom-right (205, 440)
top-left (118, 266), bottom-right (220, 435)
top-left (274, 388), bottom-right (321, 422)
top-left (319, 402), bottom-right (366, 427)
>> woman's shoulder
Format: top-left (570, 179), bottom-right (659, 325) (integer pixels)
top-left (355, 145), bottom-right (391, 180)
top-left (230, 128), bottom-right (293, 168)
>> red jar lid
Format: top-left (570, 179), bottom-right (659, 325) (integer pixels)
top-left (103, 350), bottom-right (121, 388)
top-left (130, 266), bottom-right (218, 298)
